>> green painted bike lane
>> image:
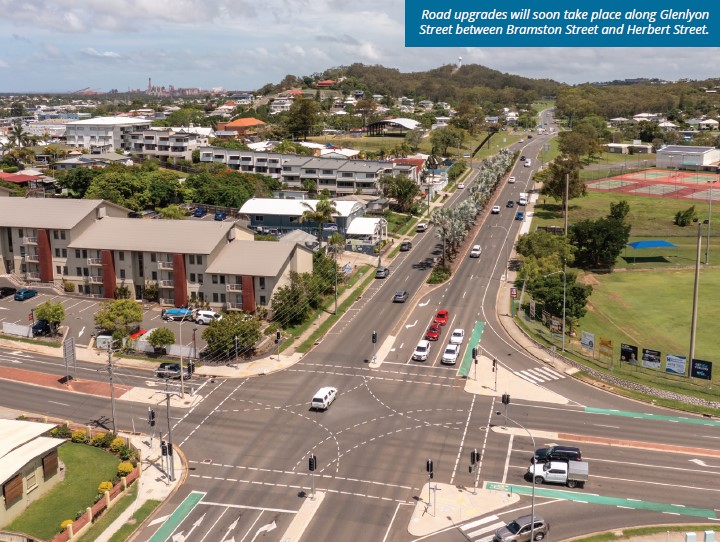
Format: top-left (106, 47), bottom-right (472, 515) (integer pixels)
top-left (585, 407), bottom-right (720, 427)
top-left (148, 490), bottom-right (206, 542)
top-left (485, 482), bottom-right (716, 519)
top-left (458, 321), bottom-right (485, 377)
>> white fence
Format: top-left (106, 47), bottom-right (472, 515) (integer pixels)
top-left (2, 322), bottom-right (32, 338)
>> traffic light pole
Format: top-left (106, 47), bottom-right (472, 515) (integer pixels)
top-left (308, 453), bottom-right (317, 500)
top-left (155, 385), bottom-right (180, 482)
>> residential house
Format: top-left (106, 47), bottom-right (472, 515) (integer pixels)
top-left (216, 118), bottom-right (267, 137)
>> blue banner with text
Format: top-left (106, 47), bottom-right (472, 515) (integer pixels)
top-left (405, 1), bottom-right (718, 47)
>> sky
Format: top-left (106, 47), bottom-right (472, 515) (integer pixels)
top-left (1, 0), bottom-right (718, 94)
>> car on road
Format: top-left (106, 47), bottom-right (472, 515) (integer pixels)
top-left (491, 205), bottom-right (501, 214)
top-left (393, 291), bottom-right (409, 303)
top-left (493, 514), bottom-right (549, 542)
top-left (32, 320), bottom-right (52, 337)
top-left (0, 287), bottom-right (17, 299)
top-left (508, 176), bottom-right (516, 183)
top-left (399, 241), bottom-right (412, 251)
top-left (195, 310), bottom-right (223, 325)
top-left (516, 211), bottom-right (525, 221)
top-left (416, 222), bottom-right (428, 232)
top-left (154, 363), bottom-right (191, 380)
top-left (506, 200), bottom-right (514, 208)
top-left (470, 245), bottom-right (482, 258)
top-left (214, 210), bottom-right (227, 221)
top-left (14, 289), bottom-right (38, 301)
top-left (193, 207), bottom-right (207, 218)
top-left (162, 307), bottom-right (194, 321)
top-left (425, 324), bottom-right (441, 341)
top-left (434, 309), bottom-right (449, 326)
top-left (441, 343), bottom-right (459, 365)
top-left (450, 328), bottom-right (465, 345)
top-left (375, 267), bottom-right (390, 279)
top-left (311, 386), bottom-right (337, 410)
top-left (534, 446), bottom-right (582, 464)
top-left (527, 134), bottom-right (533, 139)
top-left (412, 340), bottom-right (431, 361)
top-left (457, 183), bottom-right (465, 189)
top-left (520, 155), bottom-right (526, 161)
top-left (524, 159), bottom-right (532, 167)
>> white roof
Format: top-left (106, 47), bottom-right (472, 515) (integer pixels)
top-left (658, 121), bottom-right (677, 127)
top-left (346, 217), bottom-right (386, 235)
top-left (699, 119), bottom-right (719, 125)
top-left (386, 118), bottom-right (420, 130)
top-left (67, 116), bottom-right (150, 126)
top-left (0, 419), bottom-right (61, 485)
top-left (320, 148), bottom-right (360, 158)
top-left (239, 198), bottom-right (362, 218)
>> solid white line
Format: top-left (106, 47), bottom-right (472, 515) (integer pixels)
top-left (238, 511), bottom-right (262, 542)
top-left (200, 501), bottom-right (297, 514)
top-left (502, 434), bottom-right (514, 484)
top-left (461, 515), bottom-right (500, 530)
top-left (450, 394), bottom-right (476, 484)
top-left (48, 400), bottom-right (70, 406)
top-left (197, 507), bottom-right (227, 542)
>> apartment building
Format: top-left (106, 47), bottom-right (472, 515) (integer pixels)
top-left (126, 129), bottom-right (207, 162)
top-left (64, 116), bottom-right (152, 152)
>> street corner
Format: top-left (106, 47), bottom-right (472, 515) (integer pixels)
top-left (408, 484), bottom-right (520, 537)
top-left (118, 386), bottom-right (204, 409)
top-left (195, 352), bottom-right (305, 378)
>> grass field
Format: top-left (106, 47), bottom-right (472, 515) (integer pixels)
top-left (7, 442), bottom-right (119, 540)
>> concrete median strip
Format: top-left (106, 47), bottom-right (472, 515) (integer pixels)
top-left (280, 491), bottom-right (326, 541)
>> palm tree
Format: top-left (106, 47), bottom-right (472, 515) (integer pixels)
top-left (300, 196), bottom-right (338, 243)
top-left (8, 120), bottom-right (29, 148)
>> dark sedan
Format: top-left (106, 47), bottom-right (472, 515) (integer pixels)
top-left (0, 287), bottom-right (17, 299)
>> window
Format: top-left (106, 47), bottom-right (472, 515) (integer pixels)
top-left (197, 274), bottom-right (203, 284)
top-left (212, 292), bottom-right (219, 302)
top-left (220, 275), bottom-right (226, 285)
top-left (18, 229), bottom-right (23, 237)
top-left (55, 248), bottom-right (60, 257)
top-left (63, 266), bottom-right (68, 275)
top-left (189, 255), bottom-right (195, 265)
top-left (220, 293), bottom-right (226, 303)
top-left (196, 255), bottom-right (202, 265)
top-left (212, 275), bottom-right (218, 284)
top-left (83, 268), bottom-right (89, 277)
top-left (150, 253), bottom-right (156, 262)
top-left (255, 215), bottom-right (264, 222)
top-left (260, 295), bottom-right (266, 305)
top-left (56, 266), bottom-right (62, 274)
top-left (259, 277), bottom-right (266, 289)
top-left (62, 248), bottom-right (67, 258)
top-left (75, 249), bottom-right (81, 258)
top-left (53, 231), bottom-right (59, 240)
top-left (25, 469), bottom-right (38, 492)
top-left (119, 251), bottom-right (125, 261)
top-left (82, 249), bottom-right (87, 259)
top-left (76, 267), bottom-right (81, 276)
top-left (289, 216), bottom-right (298, 223)
top-left (120, 269), bottom-right (126, 279)
top-left (151, 271), bottom-right (157, 280)
top-left (61, 231), bottom-right (66, 240)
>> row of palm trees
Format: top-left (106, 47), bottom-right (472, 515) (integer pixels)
top-left (430, 148), bottom-right (515, 264)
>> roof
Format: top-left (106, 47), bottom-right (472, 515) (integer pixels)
top-left (206, 240), bottom-right (309, 276)
top-left (0, 419), bottom-right (61, 485)
top-left (0, 172), bottom-right (39, 184)
top-left (346, 217), bottom-right (386, 235)
top-left (69, 217), bottom-right (235, 254)
top-left (0, 198), bottom-right (128, 229)
top-left (659, 145), bottom-right (717, 154)
top-left (368, 118), bottom-right (420, 130)
top-left (627, 240), bottom-right (679, 249)
top-left (224, 118), bottom-right (267, 128)
top-left (239, 198), bottom-right (363, 218)
top-left (66, 116), bottom-right (151, 126)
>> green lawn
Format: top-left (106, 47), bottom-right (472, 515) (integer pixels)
top-left (7, 442), bottom-right (120, 540)
top-left (76, 485), bottom-right (138, 542)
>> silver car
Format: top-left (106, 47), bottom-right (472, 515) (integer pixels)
top-left (494, 515), bottom-right (549, 542)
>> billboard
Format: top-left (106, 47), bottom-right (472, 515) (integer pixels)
top-left (581, 331), bottom-right (595, 353)
top-left (641, 348), bottom-right (661, 370)
top-left (665, 354), bottom-right (687, 376)
top-left (599, 337), bottom-right (613, 359)
top-left (620, 343), bottom-right (639, 364)
top-left (691, 359), bottom-right (712, 380)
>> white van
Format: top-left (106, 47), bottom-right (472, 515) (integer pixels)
top-left (311, 387), bottom-right (337, 410)
top-left (524, 159), bottom-right (532, 167)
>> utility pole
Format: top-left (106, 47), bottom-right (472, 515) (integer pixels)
top-left (106, 342), bottom-right (117, 434)
top-left (157, 386), bottom-right (179, 482)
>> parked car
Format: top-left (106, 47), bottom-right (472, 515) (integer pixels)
top-left (193, 207), bottom-right (207, 218)
top-left (14, 289), bottom-right (37, 301)
top-left (393, 291), bottom-right (409, 303)
top-left (434, 310), bottom-right (449, 326)
top-left (32, 320), bottom-right (52, 337)
top-left (214, 210), bottom-right (227, 221)
top-left (494, 515), bottom-right (549, 542)
top-left (425, 324), bottom-right (441, 341)
top-left (416, 223), bottom-right (428, 232)
top-left (470, 245), bottom-right (482, 258)
top-left (506, 200), bottom-right (514, 208)
top-left (508, 176), bottom-right (516, 183)
top-left (154, 363), bottom-right (191, 380)
top-left (311, 386), bottom-right (337, 410)
top-left (400, 241), bottom-right (412, 251)
top-left (195, 310), bottom-right (223, 325)
top-left (0, 287), bottom-right (17, 299)
top-left (491, 205), bottom-right (501, 214)
top-left (442, 343), bottom-right (459, 365)
top-left (516, 211), bottom-right (525, 221)
top-left (162, 307), bottom-right (194, 321)
top-left (412, 340), bottom-right (431, 361)
top-left (375, 267), bottom-right (390, 279)
top-left (450, 328), bottom-right (465, 345)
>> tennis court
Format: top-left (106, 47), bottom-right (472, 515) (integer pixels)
top-left (587, 169), bottom-right (720, 201)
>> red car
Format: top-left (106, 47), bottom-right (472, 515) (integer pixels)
top-left (434, 310), bottom-right (449, 326)
top-left (425, 324), bottom-right (442, 341)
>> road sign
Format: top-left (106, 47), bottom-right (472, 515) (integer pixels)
top-left (510, 287), bottom-right (518, 299)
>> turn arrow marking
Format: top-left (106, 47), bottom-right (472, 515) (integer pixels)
top-left (405, 320), bottom-right (417, 329)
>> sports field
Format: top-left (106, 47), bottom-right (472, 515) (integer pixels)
top-left (587, 169), bottom-right (720, 202)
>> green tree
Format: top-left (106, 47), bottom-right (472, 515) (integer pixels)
top-left (430, 126), bottom-right (464, 156)
top-left (528, 271), bottom-right (593, 334)
top-left (146, 171), bottom-right (184, 208)
top-left (146, 327), bottom-right (176, 353)
top-left (380, 174), bottom-right (420, 213)
top-left (57, 168), bottom-right (101, 198)
top-left (537, 155), bottom-right (586, 210)
top-left (405, 129), bottom-right (424, 151)
top-left (570, 217), bottom-right (631, 268)
top-left (94, 299), bottom-right (143, 339)
top-left (515, 231), bottom-right (576, 281)
top-left (202, 313), bottom-right (262, 358)
top-left (34, 301), bottom-right (66, 334)
top-left (7, 120), bottom-right (30, 148)
top-left (285, 97), bottom-right (321, 140)
top-left (609, 200), bottom-right (630, 222)
top-left (300, 197), bottom-right (338, 243)
top-left (157, 205), bottom-right (187, 219)
top-left (270, 272), bottom-right (317, 328)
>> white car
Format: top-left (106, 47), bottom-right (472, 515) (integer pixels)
top-left (416, 222), bottom-right (428, 232)
top-left (442, 343), bottom-right (459, 365)
top-left (508, 176), bottom-right (516, 183)
top-left (412, 340), bottom-right (431, 362)
top-left (311, 387), bottom-right (337, 410)
top-left (450, 329), bottom-right (465, 345)
top-left (470, 245), bottom-right (482, 258)
top-left (457, 183), bottom-right (465, 189)
top-left (195, 310), bottom-right (223, 325)
top-left (491, 205), bottom-right (501, 214)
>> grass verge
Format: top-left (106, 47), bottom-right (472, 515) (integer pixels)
top-left (106, 499), bottom-right (161, 542)
top-left (7, 442), bottom-right (119, 541)
top-left (76, 484), bottom-right (138, 542)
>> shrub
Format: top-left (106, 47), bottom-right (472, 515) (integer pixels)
top-left (109, 437), bottom-right (126, 454)
top-left (118, 445), bottom-right (136, 461)
top-left (99, 432), bottom-right (116, 448)
top-left (98, 481), bottom-right (113, 493)
top-left (63, 280), bottom-right (76, 293)
top-left (91, 432), bottom-right (106, 447)
top-left (674, 205), bottom-right (697, 227)
top-left (60, 520), bottom-right (73, 530)
top-left (50, 424), bottom-right (72, 438)
top-left (117, 462), bottom-right (134, 477)
top-left (427, 265), bottom-right (452, 284)
top-left (71, 429), bottom-right (88, 444)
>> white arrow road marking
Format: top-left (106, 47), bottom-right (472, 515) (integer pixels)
top-left (690, 459), bottom-right (720, 468)
top-left (419, 300), bottom-right (430, 307)
top-left (78, 326), bottom-right (85, 337)
top-left (149, 514), bottom-right (170, 526)
top-left (221, 517), bottom-right (239, 542)
top-left (172, 514), bottom-right (204, 542)
top-left (251, 521), bottom-right (277, 542)
top-left (405, 320), bottom-right (417, 329)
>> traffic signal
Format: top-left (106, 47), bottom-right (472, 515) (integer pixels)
top-left (275, 330), bottom-right (281, 344)
top-left (492, 358), bottom-right (497, 372)
top-left (372, 331), bottom-right (377, 344)
top-left (472, 347), bottom-right (478, 359)
top-left (188, 360), bottom-right (195, 375)
top-left (502, 393), bottom-right (511, 405)
top-left (148, 408), bottom-right (156, 427)
top-left (167, 442), bottom-right (173, 456)
top-left (426, 459), bottom-right (434, 479)
top-left (308, 454), bottom-right (317, 472)
top-left (470, 449), bottom-right (480, 465)
top-left (161, 441), bottom-right (167, 456)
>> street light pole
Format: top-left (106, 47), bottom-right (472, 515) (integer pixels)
top-left (497, 412), bottom-right (536, 542)
top-left (706, 181), bottom-right (715, 265)
top-left (544, 269), bottom-right (567, 351)
top-left (689, 219), bottom-right (707, 362)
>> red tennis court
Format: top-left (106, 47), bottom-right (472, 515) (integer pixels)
top-left (586, 169), bottom-right (720, 202)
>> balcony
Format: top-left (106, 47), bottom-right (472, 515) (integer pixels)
top-left (87, 258), bottom-right (103, 266)
top-left (23, 237), bottom-right (38, 245)
top-left (26, 272), bottom-right (41, 281)
top-left (158, 280), bottom-right (174, 288)
top-left (225, 302), bottom-right (243, 311)
top-left (23, 254), bottom-right (40, 263)
top-left (88, 276), bottom-right (103, 284)
top-left (226, 284), bottom-right (242, 292)
top-left (157, 261), bottom-right (174, 270)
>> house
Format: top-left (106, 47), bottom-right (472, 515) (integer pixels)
top-left (699, 119), bottom-right (719, 130)
top-left (216, 118), bottom-right (267, 137)
top-left (315, 80), bottom-right (335, 88)
top-left (0, 420), bottom-right (64, 526)
top-left (269, 99), bottom-right (293, 115)
top-left (658, 121), bottom-right (678, 132)
top-left (54, 153), bottom-right (134, 171)
top-left (0, 171), bottom-right (54, 190)
top-left (345, 217), bottom-right (388, 254)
